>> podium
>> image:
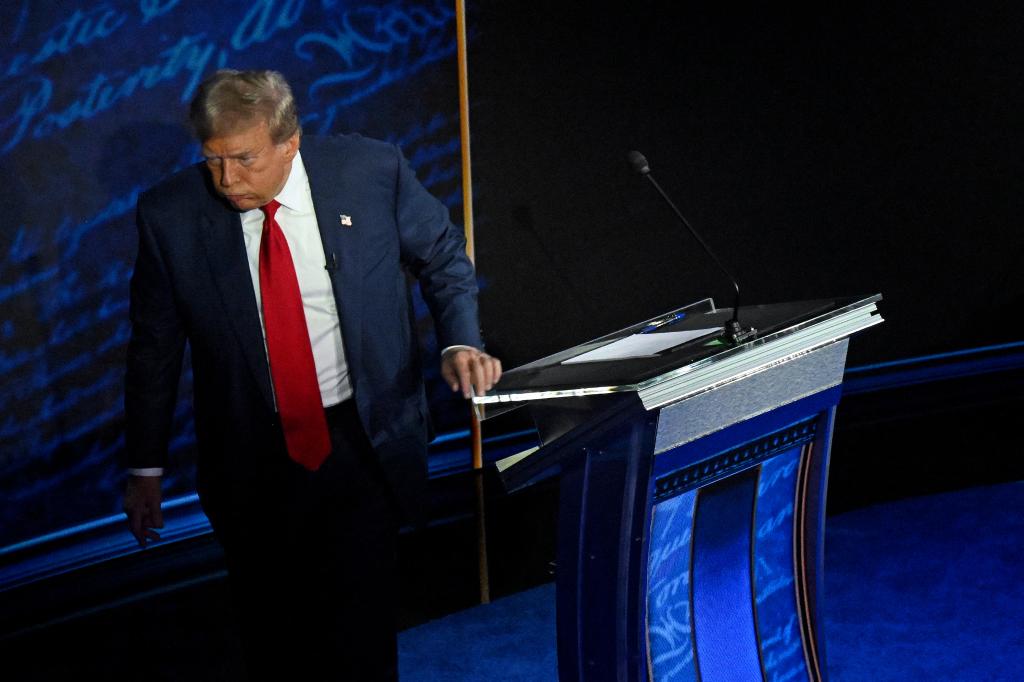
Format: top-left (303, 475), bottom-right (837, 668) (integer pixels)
top-left (474, 295), bottom-right (882, 682)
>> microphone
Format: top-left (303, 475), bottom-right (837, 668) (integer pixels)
top-left (628, 150), bottom-right (756, 344)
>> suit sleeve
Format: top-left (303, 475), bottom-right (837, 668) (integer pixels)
top-left (391, 144), bottom-right (483, 351)
top-left (122, 196), bottom-right (187, 469)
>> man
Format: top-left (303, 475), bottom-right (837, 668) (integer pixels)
top-left (122, 69), bottom-right (501, 680)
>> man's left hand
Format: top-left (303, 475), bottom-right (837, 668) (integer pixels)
top-left (442, 347), bottom-right (502, 399)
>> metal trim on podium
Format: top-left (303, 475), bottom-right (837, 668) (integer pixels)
top-left (476, 295), bottom-right (882, 682)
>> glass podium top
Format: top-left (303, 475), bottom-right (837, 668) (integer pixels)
top-left (473, 294), bottom-right (883, 418)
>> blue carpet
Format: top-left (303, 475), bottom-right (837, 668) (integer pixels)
top-left (398, 482), bottom-right (1024, 681)
top-left (400, 582), bottom-right (558, 681)
top-left (823, 481), bottom-right (1024, 681)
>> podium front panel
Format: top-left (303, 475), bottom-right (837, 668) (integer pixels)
top-left (643, 390), bottom-right (838, 682)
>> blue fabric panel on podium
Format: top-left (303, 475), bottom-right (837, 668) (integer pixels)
top-left (754, 448), bottom-right (810, 681)
top-left (692, 473), bottom-right (763, 681)
top-left (647, 489), bottom-right (699, 682)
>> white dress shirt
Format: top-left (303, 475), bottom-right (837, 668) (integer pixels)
top-left (241, 151), bottom-right (353, 407)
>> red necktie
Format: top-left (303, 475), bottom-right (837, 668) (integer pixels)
top-left (258, 200), bottom-right (331, 471)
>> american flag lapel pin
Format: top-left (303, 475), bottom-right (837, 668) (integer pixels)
top-left (339, 214), bottom-right (353, 227)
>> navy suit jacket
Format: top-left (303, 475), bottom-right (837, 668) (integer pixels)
top-left (124, 134), bottom-right (481, 524)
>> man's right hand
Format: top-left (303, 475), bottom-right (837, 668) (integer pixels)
top-left (123, 474), bottom-right (164, 547)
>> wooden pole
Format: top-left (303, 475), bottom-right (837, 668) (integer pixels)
top-left (456, 0), bottom-right (475, 264)
top-left (455, 0), bottom-right (489, 605)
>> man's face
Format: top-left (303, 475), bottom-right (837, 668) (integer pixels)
top-left (201, 121), bottom-right (300, 211)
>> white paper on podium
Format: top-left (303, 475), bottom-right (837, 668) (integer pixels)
top-left (495, 446), bottom-right (540, 473)
top-left (561, 328), bottom-right (721, 364)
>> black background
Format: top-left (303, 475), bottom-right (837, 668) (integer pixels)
top-left (468, 4), bottom-right (1023, 370)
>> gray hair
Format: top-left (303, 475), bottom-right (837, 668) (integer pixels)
top-left (189, 69), bottom-right (301, 143)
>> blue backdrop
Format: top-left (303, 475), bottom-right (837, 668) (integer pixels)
top-left (0, 0), bottom-right (471, 550)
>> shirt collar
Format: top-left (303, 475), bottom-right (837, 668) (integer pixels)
top-left (274, 150), bottom-right (312, 214)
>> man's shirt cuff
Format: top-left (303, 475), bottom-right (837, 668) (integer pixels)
top-left (441, 344), bottom-right (476, 357)
top-left (129, 468), bottom-right (164, 476)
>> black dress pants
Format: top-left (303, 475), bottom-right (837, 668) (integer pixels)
top-left (220, 400), bottom-right (401, 681)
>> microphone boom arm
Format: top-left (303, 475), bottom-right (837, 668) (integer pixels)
top-left (629, 150), bottom-right (756, 344)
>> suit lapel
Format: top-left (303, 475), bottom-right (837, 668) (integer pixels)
top-left (197, 199), bottom-right (276, 410)
top-left (303, 143), bottom-right (364, 375)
